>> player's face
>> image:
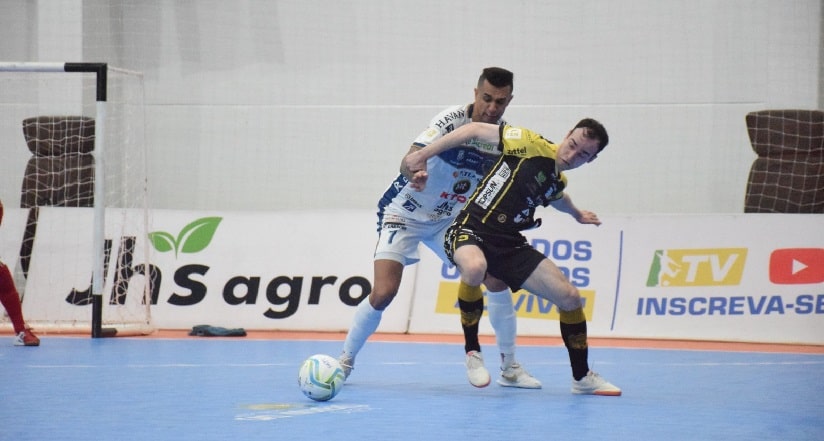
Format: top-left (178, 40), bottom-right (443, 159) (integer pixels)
top-left (472, 80), bottom-right (513, 124)
top-left (556, 128), bottom-right (601, 171)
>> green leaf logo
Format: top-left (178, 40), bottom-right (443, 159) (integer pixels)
top-left (148, 217), bottom-right (223, 257)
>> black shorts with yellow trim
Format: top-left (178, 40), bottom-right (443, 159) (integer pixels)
top-left (444, 220), bottom-right (544, 291)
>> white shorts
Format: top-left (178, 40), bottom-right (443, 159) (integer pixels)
top-left (373, 214), bottom-right (453, 266)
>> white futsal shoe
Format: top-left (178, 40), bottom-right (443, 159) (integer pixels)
top-left (338, 353), bottom-right (354, 380)
top-left (571, 370), bottom-right (622, 396)
top-left (497, 362), bottom-right (542, 389)
top-left (465, 350), bottom-right (491, 388)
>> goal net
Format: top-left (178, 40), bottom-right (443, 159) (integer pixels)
top-left (744, 109), bottom-right (824, 213)
top-left (0, 63), bottom-right (153, 336)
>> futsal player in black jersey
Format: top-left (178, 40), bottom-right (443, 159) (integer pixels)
top-left (403, 118), bottom-right (621, 396)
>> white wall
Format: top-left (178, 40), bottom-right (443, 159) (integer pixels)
top-left (0, 0), bottom-right (821, 214)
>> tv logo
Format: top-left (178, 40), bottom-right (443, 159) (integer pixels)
top-left (646, 248), bottom-right (747, 287)
top-left (769, 248), bottom-right (824, 285)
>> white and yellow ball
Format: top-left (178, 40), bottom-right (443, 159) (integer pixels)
top-left (297, 354), bottom-right (345, 401)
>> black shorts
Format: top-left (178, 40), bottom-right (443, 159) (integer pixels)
top-left (444, 221), bottom-right (545, 291)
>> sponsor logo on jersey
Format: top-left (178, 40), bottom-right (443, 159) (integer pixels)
top-left (475, 164), bottom-right (510, 209)
top-left (769, 248), bottom-right (824, 284)
top-left (506, 145), bottom-right (527, 155)
top-left (402, 199), bottom-right (417, 212)
top-left (543, 183), bottom-right (559, 199)
top-left (646, 248), bottom-right (747, 287)
top-left (420, 128), bottom-right (439, 143)
top-left (512, 209), bottom-right (531, 224)
top-left (453, 170), bottom-right (476, 179)
top-left (475, 181), bottom-right (499, 209)
top-left (434, 109), bottom-right (466, 130)
top-left (503, 127), bottom-right (522, 139)
top-left (439, 192), bottom-right (467, 203)
top-left (453, 179), bottom-right (472, 194)
top-left (467, 139), bottom-right (499, 153)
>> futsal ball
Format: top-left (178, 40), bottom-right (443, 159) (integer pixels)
top-left (298, 354), bottom-right (345, 401)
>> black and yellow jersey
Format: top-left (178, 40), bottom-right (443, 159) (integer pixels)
top-left (456, 124), bottom-right (568, 234)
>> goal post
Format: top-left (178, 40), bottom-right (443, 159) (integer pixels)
top-left (0, 62), bottom-right (153, 337)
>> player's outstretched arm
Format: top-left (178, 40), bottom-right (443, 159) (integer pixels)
top-left (402, 122), bottom-right (500, 191)
top-left (549, 193), bottom-right (601, 226)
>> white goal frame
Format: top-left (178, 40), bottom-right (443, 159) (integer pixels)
top-left (0, 62), bottom-right (150, 337)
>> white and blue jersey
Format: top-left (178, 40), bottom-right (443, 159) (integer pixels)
top-left (373, 104), bottom-right (503, 265)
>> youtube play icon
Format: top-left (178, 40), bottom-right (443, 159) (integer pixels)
top-left (769, 248), bottom-right (824, 284)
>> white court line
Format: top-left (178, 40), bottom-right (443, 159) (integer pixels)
top-left (22, 359), bottom-right (824, 370)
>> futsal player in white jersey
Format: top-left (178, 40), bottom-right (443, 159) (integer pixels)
top-left (338, 67), bottom-right (541, 389)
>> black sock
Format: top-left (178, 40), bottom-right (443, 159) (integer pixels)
top-left (560, 321), bottom-right (590, 380)
top-left (458, 298), bottom-right (483, 353)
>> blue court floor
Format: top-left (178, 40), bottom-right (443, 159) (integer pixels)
top-left (1, 336), bottom-right (822, 441)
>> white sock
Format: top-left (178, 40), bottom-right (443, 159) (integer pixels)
top-left (486, 288), bottom-right (517, 369)
top-left (341, 299), bottom-right (383, 359)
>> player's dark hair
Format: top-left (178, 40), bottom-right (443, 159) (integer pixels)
top-left (574, 118), bottom-right (609, 152)
top-left (478, 67), bottom-right (514, 91)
